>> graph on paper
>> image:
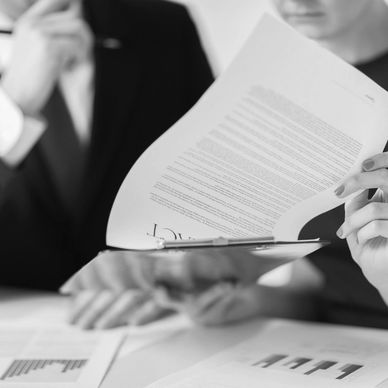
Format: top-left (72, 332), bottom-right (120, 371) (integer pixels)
top-left (1, 359), bottom-right (88, 383)
top-left (148, 321), bottom-right (388, 388)
top-left (251, 353), bottom-right (363, 381)
top-left (0, 325), bottom-right (123, 387)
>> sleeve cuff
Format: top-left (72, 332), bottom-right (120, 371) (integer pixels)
top-left (0, 86), bottom-right (23, 155)
top-left (0, 87), bottom-right (46, 166)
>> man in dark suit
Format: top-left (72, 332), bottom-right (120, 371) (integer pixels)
top-left (0, 0), bottom-right (213, 326)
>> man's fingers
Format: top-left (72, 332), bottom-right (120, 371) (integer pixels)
top-left (93, 291), bottom-right (149, 329)
top-left (128, 300), bottom-right (172, 326)
top-left (68, 291), bottom-right (99, 323)
top-left (187, 283), bottom-right (236, 315)
top-left (335, 170), bottom-right (388, 199)
top-left (24, 0), bottom-right (75, 19)
top-left (191, 291), bottom-right (238, 326)
top-left (71, 291), bottom-right (117, 329)
top-left (156, 283), bottom-right (235, 319)
top-left (357, 220), bottom-right (388, 245)
top-left (338, 201), bottom-right (388, 239)
top-left (76, 260), bottom-right (106, 290)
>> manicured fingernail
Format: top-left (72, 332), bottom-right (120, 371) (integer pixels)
top-left (336, 228), bottom-right (343, 239)
top-left (362, 159), bottom-right (375, 171)
top-left (334, 185), bottom-right (344, 197)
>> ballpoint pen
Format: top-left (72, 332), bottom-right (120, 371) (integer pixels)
top-left (0, 29), bottom-right (123, 49)
top-left (159, 236), bottom-right (323, 250)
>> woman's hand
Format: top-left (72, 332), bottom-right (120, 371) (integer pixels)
top-left (336, 153), bottom-right (388, 301)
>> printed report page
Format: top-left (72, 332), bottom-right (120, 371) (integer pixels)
top-left (107, 15), bottom-right (388, 250)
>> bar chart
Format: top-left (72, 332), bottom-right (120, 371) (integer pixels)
top-left (0, 359), bottom-right (88, 383)
top-left (251, 353), bottom-right (363, 381)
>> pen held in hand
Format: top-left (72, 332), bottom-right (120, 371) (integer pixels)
top-left (0, 29), bottom-right (123, 49)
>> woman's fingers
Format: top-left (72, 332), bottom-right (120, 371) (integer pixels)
top-left (335, 169), bottom-right (388, 198)
top-left (362, 153), bottom-right (388, 172)
top-left (357, 220), bottom-right (388, 245)
top-left (337, 201), bottom-right (388, 239)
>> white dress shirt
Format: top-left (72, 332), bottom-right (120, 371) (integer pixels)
top-left (0, 12), bottom-right (94, 166)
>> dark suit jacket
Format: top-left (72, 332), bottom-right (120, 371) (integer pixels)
top-left (0, 0), bottom-right (213, 290)
top-left (300, 52), bottom-right (388, 329)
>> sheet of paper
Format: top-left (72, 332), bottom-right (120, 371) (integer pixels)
top-left (0, 323), bottom-right (123, 388)
top-left (146, 320), bottom-right (388, 388)
top-left (107, 14), bottom-right (388, 250)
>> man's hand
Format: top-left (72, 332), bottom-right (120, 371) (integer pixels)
top-left (155, 282), bottom-right (316, 326)
top-left (63, 251), bottom-right (173, 330)
top-left (155, 283), bottom-right (262, 326)
top-left (336, 152), bottom-right (388, 302)
top-left (69, 290), bottom-right (171, 330)
top-left (1, 0), bottom-right (93, 116)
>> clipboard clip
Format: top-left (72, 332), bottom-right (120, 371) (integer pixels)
top-left (157, 236), bottom-right (276, 250)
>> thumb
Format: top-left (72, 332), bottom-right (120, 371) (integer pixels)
top-left (343, 190), bottom-right (368, 253)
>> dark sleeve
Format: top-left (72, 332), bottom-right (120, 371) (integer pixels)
top-left (179, 8), bottom-right (214, 111)
top-left (0, 161), bottom-right (16, 200)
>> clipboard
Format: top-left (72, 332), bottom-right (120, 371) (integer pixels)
top-left (61, 237), bottom-right (329, 294)
top-left (157, 236), bottom-right (328, 250)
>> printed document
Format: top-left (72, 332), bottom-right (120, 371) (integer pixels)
top-left (107, 15), bottom-right (388, 250)
top-left (0, 324), bottom-right (123, 388)
top-left (147, 320), bottom-right (388, 388)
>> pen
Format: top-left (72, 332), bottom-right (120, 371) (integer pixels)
top-left (159, 237), bottom-right (324, 250)
top-left (160, 236), bottom-right (276, 249)
top-left (0, 29), bottom-right (123, 49)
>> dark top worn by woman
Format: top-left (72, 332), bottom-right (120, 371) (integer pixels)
top-left (301, 50), bottom-right (388, 328)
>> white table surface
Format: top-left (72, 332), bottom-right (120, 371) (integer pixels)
top-left (0, 288), bottom-right (267, 388)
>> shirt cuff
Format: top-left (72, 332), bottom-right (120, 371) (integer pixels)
top-left (0, 87), bottom-right (46, 166)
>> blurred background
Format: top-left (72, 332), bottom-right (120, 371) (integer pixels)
top-left (173, 0), bottom-right (275, 75)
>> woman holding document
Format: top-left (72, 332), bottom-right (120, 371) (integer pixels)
top-left (158, 0), bottom-right (388, 328)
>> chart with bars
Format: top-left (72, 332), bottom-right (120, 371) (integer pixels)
top-left (251, 353), bottom-right (363, 381)
top-left (0, 359), bottom-right (88, 383)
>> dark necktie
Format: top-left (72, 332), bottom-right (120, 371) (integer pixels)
top-left (40, 87), bottom-right (86, 214)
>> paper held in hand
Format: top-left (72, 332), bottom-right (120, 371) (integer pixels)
top-left (107, 14), bottom-right (388, 251)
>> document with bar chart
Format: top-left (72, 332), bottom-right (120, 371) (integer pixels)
top-left (0, 324), bottom-right (123, 387)
top-left (148, 320), bottom-right (388, 388)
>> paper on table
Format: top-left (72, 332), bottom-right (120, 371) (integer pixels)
top-left (107, 14), bottom-right (388, 250)
top-left (147, 320), bottom-right (388, 388)
top-left (0, 323), bottom-right (123, 388)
